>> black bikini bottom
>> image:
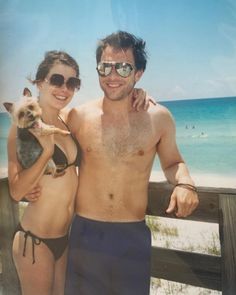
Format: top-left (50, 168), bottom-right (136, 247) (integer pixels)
top-left (14, 223), bottom-right (69, 264)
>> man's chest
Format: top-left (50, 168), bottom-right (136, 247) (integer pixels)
top-left (78, 114), bottom-right (159, 158)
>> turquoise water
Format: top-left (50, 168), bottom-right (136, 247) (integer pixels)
top-left (0, 112), bottom-right (11, 169)
top-left (1, 97), bottom-right (236, 176)
top-left (154, 97), bottom-right (236, 175)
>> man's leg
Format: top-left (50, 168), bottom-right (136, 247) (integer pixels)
top-left (112, 221), bottom-right (151, 295)
top-left (65, 215), bottom-right (111, 295)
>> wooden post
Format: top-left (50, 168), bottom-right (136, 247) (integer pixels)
top-left (0, 178), bottom-right (21, 295)
top-left (219, 194), bottom-right (236, 295)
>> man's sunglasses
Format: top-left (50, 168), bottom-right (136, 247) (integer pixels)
top-left (45, 74), bottom-right (81, 91)
top-left (96, 62), bottom-right (134, 78)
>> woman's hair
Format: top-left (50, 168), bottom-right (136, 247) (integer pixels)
top-left (96, 31), bottom-right (148, 71)
top-left (30, 50), bottom-right (80, 84)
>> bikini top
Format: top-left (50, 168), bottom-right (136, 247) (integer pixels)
top-left (17, 116), bottom-right (81, 172)
top-left (52, 116), bottom-right (81, 172)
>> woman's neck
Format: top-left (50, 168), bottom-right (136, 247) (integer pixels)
top-left (39, 105), bottom-right (61, 125)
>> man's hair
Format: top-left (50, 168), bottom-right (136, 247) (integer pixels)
top-left (96, 31), bottom-right (147, 71)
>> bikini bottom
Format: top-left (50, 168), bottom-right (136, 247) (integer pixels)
top-left (14, 223), bottom-right (68, 264)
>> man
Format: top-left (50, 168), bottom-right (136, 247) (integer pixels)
top-left (65, 31), bottom-right (199, 295)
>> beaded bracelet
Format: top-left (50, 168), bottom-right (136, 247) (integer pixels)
top-left (175, 183), bottom-right (197, 192)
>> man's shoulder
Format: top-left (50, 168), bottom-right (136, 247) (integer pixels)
top-left (69, 99), bottom-right (102, 124)
top-left (148, 103), bottom-right (172, 118)
top-left (71, 99), bottom-right (101, 114)
top-left (147, 103), bottom-right (175, 131)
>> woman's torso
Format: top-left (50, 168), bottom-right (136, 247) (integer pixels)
top-left (20, 116), bottom-right (79, 237)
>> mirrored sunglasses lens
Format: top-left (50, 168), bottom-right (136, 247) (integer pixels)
top-left (116, 63), bottom-right (133, 77)
top-left (104, 65), bottom-right (112, 76)
top-left (97, 63), bottom-right (112, 76)
top-left (49, 74), bottom-right (64, 86)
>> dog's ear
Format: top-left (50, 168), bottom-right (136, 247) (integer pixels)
top-left (3, 102), bottom-right (14, 114)
top-left (23, 88), bottom-right (32, 97)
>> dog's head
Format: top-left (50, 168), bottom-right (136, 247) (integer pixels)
top-left (4, 88), bottom-right (42, 128)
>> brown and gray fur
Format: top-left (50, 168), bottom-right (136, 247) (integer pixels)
top-left (3, 88), bottom-right (69, 176)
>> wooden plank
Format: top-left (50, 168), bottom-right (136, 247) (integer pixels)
top-left (151, 246), bottom-right (222, 291)
top-left (219, 194), bottom-right (236, 295)
top-left (147, 182), bottom-right (235, 223)
top-left (1, 177), bottom-right (236, 294)
top-left (0, 178), bottom-right (21, 295)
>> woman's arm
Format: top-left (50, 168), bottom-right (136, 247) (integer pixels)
top-left (7, 124), bottom-right (54, 201)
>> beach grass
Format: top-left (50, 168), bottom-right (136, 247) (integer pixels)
top-left (147, 215), bottom-right (221, 294)
top-left (150, 277), bottom-right (221, 295)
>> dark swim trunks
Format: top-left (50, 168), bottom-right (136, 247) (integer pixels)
top-left (14, 223), bottom-right (68, 264)
top-left (65, 215), bottom-right (151, 295)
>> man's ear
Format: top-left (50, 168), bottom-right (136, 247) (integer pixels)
top-left (134, 70), bottom-right (144, 83)
top-left (23, 88), bottom-right (32, 97)
top-left (3, 102), bottom-right (13, 114)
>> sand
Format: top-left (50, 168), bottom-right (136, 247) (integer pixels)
top-left (150, 170), bottom-right (236, 189)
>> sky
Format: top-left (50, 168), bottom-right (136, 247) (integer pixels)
top-left (0, 0), bottom-right (236, 111)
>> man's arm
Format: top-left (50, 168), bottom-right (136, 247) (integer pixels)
top-left (156, 107), bottom-right (199, 217)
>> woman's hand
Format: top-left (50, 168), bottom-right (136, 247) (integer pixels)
top-left (23, 185), bottom-right (41, 202)
top-left (132, 88), bottom-right (157, 111)
top-left (29, 128), bottom-right (55, 157)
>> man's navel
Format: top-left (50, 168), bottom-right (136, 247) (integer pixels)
top-left (138, 150), bottom-right (144, 156)
top-left (108, 193), bottom-right (114, 200)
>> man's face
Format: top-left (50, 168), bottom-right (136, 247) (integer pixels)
top-left (98, 45), bottom-right (143, 101)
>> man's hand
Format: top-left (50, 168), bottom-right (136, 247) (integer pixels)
top-left (23, 185), bottom-right (41, 202)
top-left (132, 88), bottom-right (156, 111)
top-left (166, 185), bottom-right (199, 217)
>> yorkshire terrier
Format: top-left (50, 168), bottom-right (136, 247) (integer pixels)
top-left (4, 88), bottom-right (69, 176)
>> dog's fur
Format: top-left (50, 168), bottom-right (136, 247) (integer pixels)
top-left (4, 88), bottom-right (70, 176)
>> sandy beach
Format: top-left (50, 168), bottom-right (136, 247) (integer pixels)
top-left (150, 170), bottom-right (236, 189)
top-left (1, 167), bottom-right (235, 188)
top-left (0, 168), bottom-right (7, 179)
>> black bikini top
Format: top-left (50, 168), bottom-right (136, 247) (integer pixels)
top-left (52, 116), bottom-right (81, 172)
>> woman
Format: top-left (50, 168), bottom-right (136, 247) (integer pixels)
top-left (7, 50), bottom-right (151, 295)
top-left (8, 51), bottom-right (81, 295)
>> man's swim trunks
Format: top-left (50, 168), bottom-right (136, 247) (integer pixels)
top-left (65, 215), bottom-right (151, 295)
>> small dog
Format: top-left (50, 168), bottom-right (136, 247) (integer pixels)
top-left (4, 88), bottom-right (70, 176)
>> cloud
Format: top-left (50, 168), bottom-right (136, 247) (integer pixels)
top-left (207, 77), bottom-right (236, 93)
top-left (166, 85), bottom-right (187, 100)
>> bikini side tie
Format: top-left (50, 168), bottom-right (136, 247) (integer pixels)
top-left (23, 230), bottom-right (42, 264)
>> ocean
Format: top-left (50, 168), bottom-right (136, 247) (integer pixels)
top-left (1, 97), bottom-right (236, 177)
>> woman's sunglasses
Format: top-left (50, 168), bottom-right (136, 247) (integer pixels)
top-left (96, 62), bottom-right (134, 78)
top-left (45, 74), bottom-right (81, 91)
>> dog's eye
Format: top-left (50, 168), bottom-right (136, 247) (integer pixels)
top-left (19, 111), bottom-right (25, 119)
top-left (28, 105), bottom-right (34, 110)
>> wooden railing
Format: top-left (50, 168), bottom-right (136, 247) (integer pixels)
top-left (1, 177), bottom-right (236, 295)
top-left (0, 178), bottom-right (20, 295)
top-left (148, 181), bottom-right (236, 294)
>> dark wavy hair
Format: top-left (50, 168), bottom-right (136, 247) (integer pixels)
top-left (30, 50), bottom-right (80, 84)
top-left (96, 31), bottom-right (147, 71)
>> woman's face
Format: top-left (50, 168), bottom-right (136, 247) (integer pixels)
top-left (37, 63), bottom-right (78, 110)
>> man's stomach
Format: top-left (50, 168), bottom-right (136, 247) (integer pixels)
top-left (75, 170), bottom-right (149, 221)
